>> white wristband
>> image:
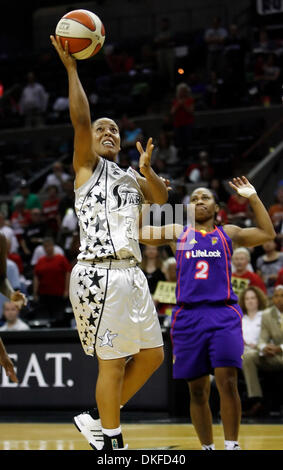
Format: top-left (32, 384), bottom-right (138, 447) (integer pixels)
top-left (237, 186), bottom-right (256, 199)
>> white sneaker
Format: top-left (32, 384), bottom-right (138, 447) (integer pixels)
top-left (225, 444), bottom-right (241, 450)
top-left (73, 412), bottom-right (104, 450)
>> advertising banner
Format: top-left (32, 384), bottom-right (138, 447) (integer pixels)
top-left (0, 330), bottom-right (171, 411)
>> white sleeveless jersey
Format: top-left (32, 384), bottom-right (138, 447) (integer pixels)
top-left (74, 157), bottom-right (144, 263)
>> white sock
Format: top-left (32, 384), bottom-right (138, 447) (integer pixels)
top-left (225, 440), bottom-right (239, 450)
top-left (120, 405), bottom-right (123, 409)
top-left (102, 426), bottom-right (121, 437)
top-left (202, 443), bottom-right (215, 450)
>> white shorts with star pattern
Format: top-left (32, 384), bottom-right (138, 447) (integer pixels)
top-left (69, 262), bottom-right (163, 359)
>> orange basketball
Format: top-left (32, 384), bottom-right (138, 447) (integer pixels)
top-left (55, 9), bottom-right (105, 60)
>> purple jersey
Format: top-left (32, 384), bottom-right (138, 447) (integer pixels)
top-left (175, 225), bottom-right (238, 305)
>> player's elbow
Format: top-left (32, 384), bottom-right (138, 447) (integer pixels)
top-left (267, 233), bottom-right (276, 242)
top-left (265, 226), bottom-right (277, 241)
top-left (259, 233), bottom-right (276, 246)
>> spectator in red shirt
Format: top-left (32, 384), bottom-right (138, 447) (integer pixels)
top-left (231, 247), bottom-right (267, 298)
top-left (186, 151), bottom-right (214, 183)
top-left (42, 185), bottom-right (61, 237)
top-left (216, 205), bottom-right (228, 225)
top-left (171, 82), bottom-right (194, 158)
top-left (33, 237), bottom-right (71, 327)
top-left (227, 192), bottom-right (250, 225)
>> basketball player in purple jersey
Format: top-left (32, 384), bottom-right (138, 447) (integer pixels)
top-left (140, 176), bottom-right (275, 450)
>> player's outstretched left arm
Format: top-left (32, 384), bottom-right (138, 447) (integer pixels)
top-left (135, 138), bottom-right (168, 205)
top-left (224, 176), bottom-right (276, 247)
top-left (139, 223), bottom-right (183, 250)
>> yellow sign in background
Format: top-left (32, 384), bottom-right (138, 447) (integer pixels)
top-left (231, 276), bottom-right (249, 298)
top-left (153, 281), bottom-right (176, 304)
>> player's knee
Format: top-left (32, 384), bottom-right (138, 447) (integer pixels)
top-left (189, 385), bottom-right (209, 405)
top-left (217, 374), bottom-right (238, 396)
top-left (98, 357), bottom-right (126, 382)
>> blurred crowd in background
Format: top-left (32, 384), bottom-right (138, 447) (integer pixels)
top-left (0, 16), bottom-right (283, 128)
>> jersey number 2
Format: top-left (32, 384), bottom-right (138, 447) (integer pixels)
top-left (195, 261), bottom-right (209, 279)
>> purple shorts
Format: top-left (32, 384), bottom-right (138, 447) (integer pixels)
top-left (170, 302), bottom-right (244, 381)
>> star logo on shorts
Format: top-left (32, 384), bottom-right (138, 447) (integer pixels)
top-left (98, 329), bottom-right (118, 347)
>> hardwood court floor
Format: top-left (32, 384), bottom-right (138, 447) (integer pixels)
top-left (0, 423), bottom-right (282, 450)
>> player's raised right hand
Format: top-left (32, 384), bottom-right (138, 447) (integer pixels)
top-left (50, 35), bottom-right (77, 71)
top-left (228, 176), bottom-right (256, 199)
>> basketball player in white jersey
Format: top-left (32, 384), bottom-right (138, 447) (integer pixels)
top-left (50, 36), bottom-right (168, 450)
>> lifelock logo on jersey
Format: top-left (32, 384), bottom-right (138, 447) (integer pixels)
top-left (185, 249), bottom-right (221, 259)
